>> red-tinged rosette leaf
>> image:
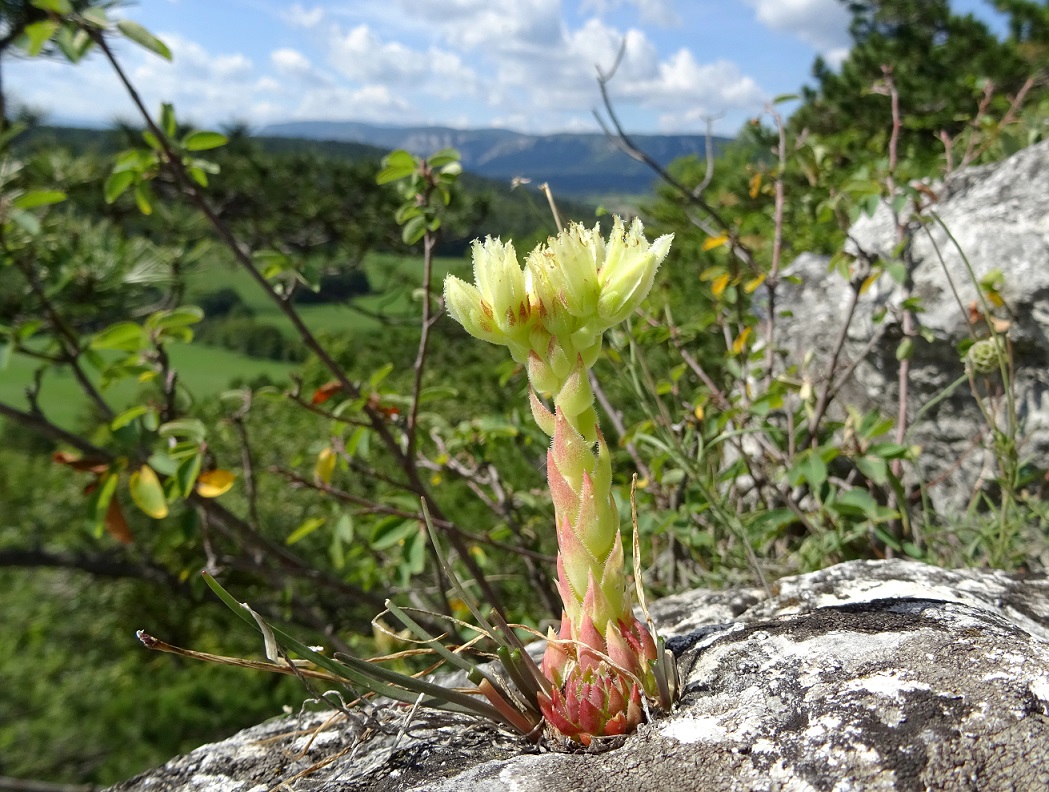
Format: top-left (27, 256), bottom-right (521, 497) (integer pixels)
top-left (541, 623), bottom-right (572, 686)
top-left (105, 497), bottom-right (133, 544)
top-left (547, 447), bottom-right (580, 523)
top-left (311, 380), bottom-right (343, 405)
top-left (196, 469), bottom-right (234, 498)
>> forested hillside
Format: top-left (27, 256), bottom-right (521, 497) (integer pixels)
top-left (260, 120), bottom-right (731, 197)
top-left (2, 0), bottom-right (1049, 785)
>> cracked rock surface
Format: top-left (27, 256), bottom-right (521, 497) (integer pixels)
top-left (110, 559), bottom-right (1049, 791)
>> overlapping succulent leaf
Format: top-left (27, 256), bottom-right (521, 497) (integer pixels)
top-left (443, 216), bottom-right (672, 744)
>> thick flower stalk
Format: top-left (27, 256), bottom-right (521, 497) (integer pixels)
top-left (445, 217), bottom-right (673, 744)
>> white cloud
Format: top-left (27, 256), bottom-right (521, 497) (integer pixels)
top-left (620, 50), bottom-right (766, 130)
top-left (291, 84), bottom-right (410, 122)
top-left (323, 23), bottom-right (480, 99)
top-left (283, 3), bottom-right (325, 28)
top-left (271, 48), bottom-right (312, 77)
top-left (397, 0), bottom-right (564, 53)
top-left (744, 0), bottom-right (851, 56)
top-left (581, 0), bottom-right (680, 27)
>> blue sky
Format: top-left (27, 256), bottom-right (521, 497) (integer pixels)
top-left (11, 0), bottom-right (1006, 136)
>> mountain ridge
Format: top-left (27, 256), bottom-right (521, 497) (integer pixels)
top-left (260, 120), bottom-right (731, 197)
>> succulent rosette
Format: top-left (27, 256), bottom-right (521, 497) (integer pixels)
top-left (444, 216), bottom-right (673, 744)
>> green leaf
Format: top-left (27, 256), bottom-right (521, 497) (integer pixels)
top-left (147, 306), bottom-right (204, 332)
top-left (53, 24), bottom-right (92, 61)
top-left (896, 338), bottom-right (913, 361)
top-left (9, 209), bottom-right (41, 235)
top-left (404, 530), bottom-right (427, 576)
top-left (110, 405), bottom-right (149, 431)
top-left (867, 442), bottom-right (911, 460)
top-left (175, 453), bottom-right (203, 499)
top-left (80, 6), bottom-right (109, 27)
top-left (428, 148), bottom-right (460, 168)
top-left (146, 452), bottom-right (178, 477)
top-left (129, 465), bottom-right (169, 519)
top-left (104, 171), bottom-right (135, 204)
top-left (334, 512), bottom-right (354, 543)
top-left (22, 19), bottom-right (59, 56)
top-left (160, 103), bottom-right (177, 138)
top-left (141, 130), bottom-right (163, 151)
top-left (88, 471), bottom-right (119, 535)
top-left (13, 190), bottom-right (66, 210)
top-left (187, 166), bottom-right (208, 187)
top-left (833, 489), bottom-right (879, 518)
top-left (0, 341), bottom-right (10, 370)
top-left (158, 418), bottom-right (206, 443)
top-left (134, 182), bottom-right (153, 215)
top-left (254, 249), bottom-right (291, 279)
top-left (90, 321), bottom-right (145, 351)
top-left (113, 148), bottom-right (155, 173)
top-left (401, 215), bottom-right (426, 245)
top-left (30, 0), bottom-right (73, 12)
top-left (182, 130), bottom-right (228, 151)
top-left (376, 150), bottom-right (418, 184)
top-left (369, 362), bottom-right (394, 389)
top-left (855, 455), bottom-right (889, 486)
top-left (117, 19), bottom-right (172, 60)
top-left (371, 519), bottom-right (417, 550)
top-left (287, 516), bottom-right (325, 545)
top-left (787, 449), bottom-right (827, 488)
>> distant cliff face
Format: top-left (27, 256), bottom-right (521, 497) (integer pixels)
top-left (260, 121), bottom-right (730, 196)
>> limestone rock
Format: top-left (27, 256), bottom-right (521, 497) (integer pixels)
top-left (775, 139), bottom-right (1049, 514)
top-left (110, 559), bottom-right (1049, 791)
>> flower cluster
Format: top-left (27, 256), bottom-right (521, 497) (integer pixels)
top-left (445, 216), bottom-right (672, 744)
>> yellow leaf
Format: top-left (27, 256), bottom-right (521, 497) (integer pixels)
top-left (986, 291), bottom-right (1004, 308)
top-left (702, 232), bottom-right (729, 252)
top-left (732, 326), bottom-right (753, 355)
top-left (314, 446), bottom-right (336, 485)
top-left (859, 272), bottom-right (880, 295)
top-left (749, 172), bottom-right (762, 199)
top-left (711, 273), bottom-right (731, 298)
top-left (743, 274), bottom-right (766, 294)
top-left (196, 469), bottom-right (235, 498)
top-left (693, 404), bottom-right (704, 421)
top-left (129, 465), bottom-right (169, 519)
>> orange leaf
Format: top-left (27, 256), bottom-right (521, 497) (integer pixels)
top-left (311, 381), bottom-right (343, 405)
top-left (859, 272), bottom-right (880, 295)
top-left (743, 274), bottom-right (766, 294)
top-left (702, 232), bottom-right (729, 252)
top-left (105, 497), bottom-right (133, 545)
top-left (749, 173), bottom-right (762, 199)
top-left (711, 273), bottom-right (730, 298)
top-left (196, 469), bottom-right (235, 498)
top-left (732, 326), bottom-right (752, 355)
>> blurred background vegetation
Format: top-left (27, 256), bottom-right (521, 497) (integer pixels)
top-left (2, 0), bottom-right (1049, 786)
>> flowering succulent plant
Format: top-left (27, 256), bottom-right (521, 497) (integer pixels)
top-left (444, 216), bottom-right (675, 744)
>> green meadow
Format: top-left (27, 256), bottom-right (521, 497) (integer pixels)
top-left (2, 252), bottom-right (468, 429)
